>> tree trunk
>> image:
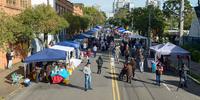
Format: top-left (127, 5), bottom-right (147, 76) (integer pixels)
top-left (44, 33), bottom-right (48, 48)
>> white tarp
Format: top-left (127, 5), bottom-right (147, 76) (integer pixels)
top-left (152, 42), bottom-right (190, 55)
top-left (70, 58), bottom-right (82, 67)
top-left (50, 45), bottom-right (74, 52)
top-left (149, 44), bottom-right (164, 52)
top-left (129, 34), bottom-right (146, 39)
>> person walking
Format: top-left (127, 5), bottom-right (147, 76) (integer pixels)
top-left (6, 50), bottom-right (14, 69)
top-left (83, 62), bottom-right (92, 91)
top-left (96, 56), bottom-right (103, 74)
top-left (138, 49), bottom-right (144, 72)
top-left (124, 49), bottom-right (130, 63)
top-left (178, 63), bottom-right (189, 88)
top-left (155, 60), bottom-right (163, 86)
top-left (115, 46), bottom-right (121, 63)
top-left (93, 45), bottom-right (97, 57)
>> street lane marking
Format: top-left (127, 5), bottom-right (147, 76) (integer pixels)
top-left (113, 66), bottom-right (121, 100)
top-left (163, 83), bottom-right (171, 91)
top-left (110, 51), bottom-right (116, 100)
top-left (111, 67), bottom-right (116, 100)
top-left (109, 50), bottom-right (121, 100)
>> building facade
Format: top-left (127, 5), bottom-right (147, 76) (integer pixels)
top-left (73, 3), bottom-right (83, 16)
top-left (0, 0), bottom-right (31, 15)
top-left (0, 0), bottom-right (31, 69)
top-left (146, 0), bottom-right (159, 7)
top-left (113, 0), bottom-right (133, 13)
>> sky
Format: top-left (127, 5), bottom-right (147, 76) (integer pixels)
top-left (71, 0), bottom-right (198, 17)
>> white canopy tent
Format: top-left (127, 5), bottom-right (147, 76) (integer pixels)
top-left (50, 45), bottom-right (75, 63)
top-left (128, 34), bottom-right (147, 39)
top-left (50, 45), bottom-right (74, 52)
top-left (149, 43), bottom-right (165, 52)
top-left (149, 42), bottom-right (191, 70)
top-left (150, 42), bottom-right (190, 55)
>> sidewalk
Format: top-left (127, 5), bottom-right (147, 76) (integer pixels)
top-left (0, 62), bottom-right (24, 99)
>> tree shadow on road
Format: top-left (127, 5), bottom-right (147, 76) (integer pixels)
top-left (107, 72), bottom-right (120, 76)
top-left (104, 75), bottom-right (119, 81)
top-left (163, 80), bottom-right (200, 97)
top-left (62, 83), bottom-right (85, 91)
top-left (133, 78), bottom-right (156, 86)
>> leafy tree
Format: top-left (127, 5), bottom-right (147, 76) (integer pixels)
top-left (63, 12), bottom-right (81, 35)
top-left (0, 12), bottom-right (24, 50)
top-left (80, 15), bottom-right (90, 32)
top-left (18, 4), bottom-right (69, 47)
top-left (127, 5), bottom-right (165, 40)
top-left (83, 7), bottom-right (106, 27)
top-left (163, 0), bottom-right (193, 30)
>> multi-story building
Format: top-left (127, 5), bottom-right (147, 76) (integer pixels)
top-left (0, 0), bottom-right (31, 69)
top-left (0, 0), bottom-right (31, 15)
top-left (31, 0), bottom-right (73, 14)
top-left (113, 0), bottom-right (133, 13)
top-left (146, 0), bottom-right (159, 7)
top-left (73, 3), bottom-right (83, 16)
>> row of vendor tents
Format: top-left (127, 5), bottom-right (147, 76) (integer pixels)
top-left (73, 26), bottom-right (102, 40)
top-left (24, 25), bottom-right (103, 63)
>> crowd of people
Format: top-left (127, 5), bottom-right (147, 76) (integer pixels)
top-left (81, 27), bottom-right (190, 92)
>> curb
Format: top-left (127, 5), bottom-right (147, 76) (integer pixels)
top-left (188, 75), bottom-right (200, 85)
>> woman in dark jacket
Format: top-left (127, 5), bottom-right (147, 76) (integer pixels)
top-left (96, 56), bottom-right (103, 74)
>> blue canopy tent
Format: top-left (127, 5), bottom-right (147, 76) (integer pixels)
top-left (117, 27), bottom-right (125, 31)
top-left (95, 26), bottom-right (102, 29)
top-left (57, 41), bottom-right (80, 49)
top-left (24, 49), bottom-right (67, 63)
top-left (73, 34), bottom-right (88, 39)
top-left (57, 41), bottom-right (81, 58)
top-left (85, 30), bottom-right (97, 35)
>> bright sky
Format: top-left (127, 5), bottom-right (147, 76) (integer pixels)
top-left (71, 0), bottom-right (198, 17)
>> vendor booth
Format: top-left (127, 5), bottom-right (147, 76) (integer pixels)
top-left (23, 45), bottom-right (82, 84)
top-left (149, 42), bottom-right (190, 72)
top-left (57, 41), bottom-right (80, 59)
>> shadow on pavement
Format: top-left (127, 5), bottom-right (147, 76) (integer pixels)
top-left (133, 78), bottom-right (156, 86)
top-left (104, 75), bottom-right (118, 81)
top-left (107, 72), bottom-right (120, 76)
top-left (164, 80), bottom-right (200, 97)
top-left (102, 67), bottom-right (109, 69)
top-left (65, 84), bottom-right (85, 91)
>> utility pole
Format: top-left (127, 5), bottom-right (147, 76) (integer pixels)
top-left (148, 6), bottom-right (151, 50)
top-left (179, 0), bottom-right (184, 46)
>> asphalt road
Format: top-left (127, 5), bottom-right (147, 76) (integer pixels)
top-left (7, 51), bottom-right (200, 100)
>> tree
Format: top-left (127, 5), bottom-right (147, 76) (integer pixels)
top-left (163, 0), bottom-right (193, 30)
top-left (83, 7), bottom-right (106, 27)
top-left (63, 12), bottom-right (81, 35)
top-left (80, 15), bottom-right (90, 32)
top-left (113, 8), bottom-right (129, 27)
top-left (0, 12), bottom-right (24, 50)
top-left (127, 5), bottom-right (165, 40)
top-left (18, 4), bottom-right (69, 47)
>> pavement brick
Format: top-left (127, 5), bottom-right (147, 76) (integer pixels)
top-left (0, 62), bottom-right (24, 98)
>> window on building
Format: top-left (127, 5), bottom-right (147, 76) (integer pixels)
top-left (6, 0), bottom-right (16, 5)
top-left (20, 0), bottom-right (28, 8)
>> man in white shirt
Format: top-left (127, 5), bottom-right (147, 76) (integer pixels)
top-left (83, 62), bottom-right (92, 91)
top-left (93, 45), bottom-right (97, 57)
top-left (83, 42), bottom-right (87, 51)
